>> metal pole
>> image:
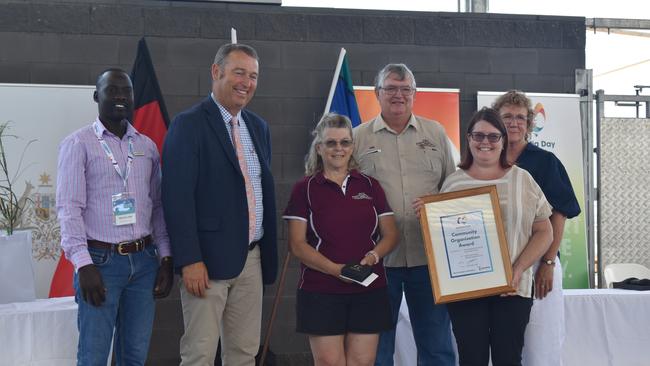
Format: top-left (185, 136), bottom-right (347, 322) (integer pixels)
top-left (595, 89), bottom-right (605, 288)
top-left (635, 88), bottom-right (640, 118)
top-left (576, 69), bottom-right (595, 288)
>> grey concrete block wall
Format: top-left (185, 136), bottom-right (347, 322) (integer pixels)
top-left (0, 0), bottom-right (585, 364)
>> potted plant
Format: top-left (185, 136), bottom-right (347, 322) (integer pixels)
top-left (0, 121), bottom-right (37, 304)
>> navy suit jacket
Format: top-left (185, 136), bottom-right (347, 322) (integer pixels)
top-left (162, 96), bottom-right (278, 285)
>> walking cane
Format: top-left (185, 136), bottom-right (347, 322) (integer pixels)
top-left (259, 251), bottom-right (291, 365)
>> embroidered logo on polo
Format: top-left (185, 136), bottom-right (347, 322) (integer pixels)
top-left (416, 138), bottom-right (437, 151)
top-left (352, 192), bottom-right (372, 200)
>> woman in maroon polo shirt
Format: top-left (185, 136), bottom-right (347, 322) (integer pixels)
top-left (283, 113), bottom-right (399, 366)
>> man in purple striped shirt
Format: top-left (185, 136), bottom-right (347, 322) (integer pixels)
top-left (56, 68), bottom-right (173, 365)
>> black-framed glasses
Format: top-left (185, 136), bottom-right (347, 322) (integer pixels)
top-left (379, 86), bottom-right (415, 96)
top-left (323, 139), bottom-right (353, 148)
top-left (469, 132), bottom-right (502, 143)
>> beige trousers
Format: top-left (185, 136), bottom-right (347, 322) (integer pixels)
top-left (179, 247), bottom-right (262, 366)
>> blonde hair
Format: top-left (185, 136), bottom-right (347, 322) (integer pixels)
top-left (304, 113), bottom-right (358, 176)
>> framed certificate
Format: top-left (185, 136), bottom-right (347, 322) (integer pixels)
top-left (419, 185), bottom-right (514, 304)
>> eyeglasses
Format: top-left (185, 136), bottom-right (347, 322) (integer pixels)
top-left (469, 132), bottom-right (503, 143)
top-left (323, 139), bottom-right (353, 149)
top-left (501, 114), bottom-right (527, 124)
top-left (379, 86), bottom-right (415, 96)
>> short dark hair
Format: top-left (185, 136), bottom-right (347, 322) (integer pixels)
top-left (458, 107), bottom-right (511, 170)
top-left (213, 43), bottom-right (258, 68)
top-left (96, 67), bottom-right (129, 88)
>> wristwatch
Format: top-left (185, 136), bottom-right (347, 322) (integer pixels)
top-left (542, 258), bottom-right (556, 266)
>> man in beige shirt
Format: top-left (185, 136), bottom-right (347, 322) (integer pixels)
top-left (353, 63), bottom-right (456, 366)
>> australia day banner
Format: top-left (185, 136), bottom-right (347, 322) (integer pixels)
top-left (477, 91), bottom-right (588, 288)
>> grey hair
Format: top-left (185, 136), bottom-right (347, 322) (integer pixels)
top-left (304, 113), bottom-right (358, 176)
top-left (491, 89), bottom-right (535, 141)
top-left (213, 43), bottom-right (259, 68)
top-left (374, 63), bottom-right (416, 91)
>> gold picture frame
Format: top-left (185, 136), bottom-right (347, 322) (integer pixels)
top-left (419, 185), bottom-right (514, 304)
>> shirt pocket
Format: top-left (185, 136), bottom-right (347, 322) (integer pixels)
top-left (416, 148), bottom-right (444, 190)
top-left (356, 148), bottom-right (382, 177)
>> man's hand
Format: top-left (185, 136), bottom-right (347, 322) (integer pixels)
top-left (534, 263), bottom-right (554, 299)
top-left (78, 264), bottom-right (106, 306)
top-left (182, 262), bottom-right (210, 297)
top-left (154, 257), bottom-right (174, 299)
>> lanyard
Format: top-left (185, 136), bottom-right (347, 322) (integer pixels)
top-left (93, 121), bottom-right (134, 191)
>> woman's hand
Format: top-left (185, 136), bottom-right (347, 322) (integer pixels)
top-left (412, 198), bottom-right (425, 219)
top-left (501, 219), bottom-right (553, 297)
top-left (534, 263), bottom-right (554, 299)
top-left (334, 263), bottom-right (355, 283)
top-left (501, 263), bottom-right (524, 297)
top-left (360, 250), bottom-right (379, 266)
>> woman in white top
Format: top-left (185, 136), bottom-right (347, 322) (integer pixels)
top-left (441, 107), bottom-right (553, 366)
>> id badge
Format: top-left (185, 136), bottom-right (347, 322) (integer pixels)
top-left (112, 192), bottom-right (136, 226)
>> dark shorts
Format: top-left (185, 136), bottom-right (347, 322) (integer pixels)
top-left (296, 287), bottom-right (393, 335)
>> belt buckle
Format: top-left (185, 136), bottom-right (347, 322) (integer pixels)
top-left (134, 238), bottom-right (143, 252)
top-left (117, 240), bottom-right (131, 255)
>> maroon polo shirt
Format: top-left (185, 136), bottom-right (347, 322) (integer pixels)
top-left (283, 169), bottom-right (393, 294)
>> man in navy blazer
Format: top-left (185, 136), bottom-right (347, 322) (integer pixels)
top-left (162, 43), bottom-right (277, 366)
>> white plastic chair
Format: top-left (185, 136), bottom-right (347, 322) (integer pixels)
top-left (603, 263), bottom-right (650, 288)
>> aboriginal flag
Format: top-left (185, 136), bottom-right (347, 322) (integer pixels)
top-left (130, 37), bottom-right (170, 153)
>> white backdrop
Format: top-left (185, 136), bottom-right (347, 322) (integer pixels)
top-left (0, 83), bottom-right (96, 298)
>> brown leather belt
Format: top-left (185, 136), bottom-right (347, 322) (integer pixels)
top-left (87, 235), bottom-right (153, 255)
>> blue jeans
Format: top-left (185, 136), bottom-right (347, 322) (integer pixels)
top-left (375, 265), bottom-right (455, 366)
top-left (74, 244), bottom-right (159, 366)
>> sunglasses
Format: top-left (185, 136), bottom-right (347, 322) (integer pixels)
top-left (323, 139), bottom-right (353, 148)
top-left (468, 132), bottom-right (503, 143)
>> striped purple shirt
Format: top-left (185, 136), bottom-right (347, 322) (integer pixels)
top-left (56, 118), bottom-right (171, 270)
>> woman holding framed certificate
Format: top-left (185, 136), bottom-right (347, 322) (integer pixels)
top-left (440, 107), bottom-right (553, 366)
top-left (283, 113), bottom-right (398, 366)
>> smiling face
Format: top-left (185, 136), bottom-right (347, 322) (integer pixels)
top-left (211, 50), bottom-right (259, 115)
top-left (316, 127), bottom-right (353, 172)
top-left (94, 70), bottom-right (133, 125)
top-left (499, 104), bottom-right (529, 145)
top-left (468, 120), bottom-right (504, 167)
top-left (376, 72), bottom-right (415, 123)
